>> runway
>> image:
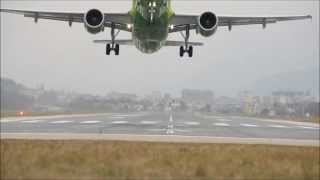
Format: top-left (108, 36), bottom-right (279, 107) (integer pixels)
top-left (1, 112), bottom-right (319, 146)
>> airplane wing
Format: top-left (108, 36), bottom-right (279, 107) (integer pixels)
top-left (0, 9), bottom-right (132, 32)
top-left (169, 14), bottom-right (312, 32)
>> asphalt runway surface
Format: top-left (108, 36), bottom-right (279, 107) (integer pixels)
top-left (1, 112), bottom-right (319, 143)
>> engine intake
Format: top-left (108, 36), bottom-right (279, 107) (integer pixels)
top-left (84, 9), bottom-right (104, 34)
top-left (198, 12), bottom-right (218, 37)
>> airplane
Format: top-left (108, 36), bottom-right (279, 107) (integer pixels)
top-left (0, 0), bottom-right (312, 57)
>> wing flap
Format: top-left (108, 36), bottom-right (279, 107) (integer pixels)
top-left (219, 15), bottom-right (311, 27)
top-left (1, 9), bottom-right (83, 22)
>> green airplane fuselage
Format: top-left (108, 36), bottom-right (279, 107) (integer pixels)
top-left (130, 0), bottom-right (173, 53)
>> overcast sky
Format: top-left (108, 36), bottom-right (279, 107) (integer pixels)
top-left (1, 0), bottom-right (319, 97)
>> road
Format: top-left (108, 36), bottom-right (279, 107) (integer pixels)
top-left (1, 112), bottom-right (319, 146)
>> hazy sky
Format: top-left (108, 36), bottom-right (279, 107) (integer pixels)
top-left (1, 0), bottom-right (319, 97)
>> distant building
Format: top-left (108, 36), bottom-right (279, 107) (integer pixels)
top-left (237, 91), bottom-right (256, 114)
top-left (146, 91), bottom-right (162, 104)
top-left (272, 90), bottom-right (312, 105)
top-left (181, 89), bottom-right (214, 110)
top-left (107, 92), bottom-right (138, 101)
top-left (215, 96), bottom-right (241, 114)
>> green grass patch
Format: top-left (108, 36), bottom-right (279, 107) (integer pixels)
top-left (1, 140), bottom-right (319, 179)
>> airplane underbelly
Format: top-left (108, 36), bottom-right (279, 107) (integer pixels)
top-left (133, 14), bottom-right (168, 54)
top-left (134, 38), bottom-right (164, 54)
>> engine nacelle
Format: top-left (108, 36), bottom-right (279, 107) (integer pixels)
top-left (197, 12), bottom-right (219, 37)
top-left (84, 9), bottom-right (104, 34)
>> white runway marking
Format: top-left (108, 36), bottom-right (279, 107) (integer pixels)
top-left (110, 116), bottom-right (126, 119)
top-left (21, 120), bottom-right (43, 123)
top-left (112, 114), bottom-right (143, 117)
top-left (213, 123), bottom-right (230, 127)
top-left (0, 119), bottom-right (11, 123)
top-left (240, 123), bottom-right (259, 127)
top-left (80, 121), bottom-right (101, 124)
top-left (184, 121), bottom-right (200, 125)
top-left (216, 119), bottom-right (232, 122)
top-left (169, 114), bottom-right (173, 123)
top-left (149, 128), bottom-right (167, 132)
top-left (111, 121), bottom-right (128, 124)
top-left (298, 126), bottom-right (320, 130)
top-left (268, 124), bottom-right (290, 128)
top-left (166, 129), bottom-right (174, 134)
top-left (140, 121), bottom-right (159, 125)
top-left (50, 120), bottom-right (73, 124)
top-left (112, 115), bottom-right (130, 117)
top-left (128, 114), bottom-right (145, 117)
top-left (168, 124), bottom-right (174, 129)
top-left (174, 129), bottom-right (191, 132)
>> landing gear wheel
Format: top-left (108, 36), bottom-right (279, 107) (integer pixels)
top-left (106, 44), bottom-right (111, 55)
top-left (188, 46), bottom-right (193, 57)
top-left (179, 46), bottom-right (184, 57)
top-left (115, 44), bottom-right (120, 55)
top-left (178, 24), bottom-right (195, 58)
top-left (105, 22), bottom-right (121, 56)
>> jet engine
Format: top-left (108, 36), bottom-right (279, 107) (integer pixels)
top-left (84, 9), bottom-right (105, 34)
top-left (198, 12), bottom-right (218, 37)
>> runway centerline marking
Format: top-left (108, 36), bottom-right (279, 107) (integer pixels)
top-left (111, 121), bottom-right (128, 124)
top-left (166, 129), bottom-right (174, 134)
top-left (240, 123), bottom-right (259, 127)
top-left (183, 121), bottom-right (200, 125)
top-left (169, 114), bottom-right (173, 123)
top-left (21, 120), bottom-right (43, 123)
top-left (213, 123), bottom-right (230, 127)
top-left (268, 124), bottom-right (290, 128)
top-left (166, 112), bottom-right (175, 134)
top-left (80, 121), bottom-right (101, 124)
top-left (140, 121), bottom-right (159, 125)
top-left (50, 120), bottom-right (73, 124)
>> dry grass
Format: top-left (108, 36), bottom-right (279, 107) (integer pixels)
top-left (1, 140), bottom-right (319, 180)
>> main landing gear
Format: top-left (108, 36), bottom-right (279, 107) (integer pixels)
top-left (179, 25), bottom-right (193, 57)
top-left (106, 23), bottom-right (120, 56)
top-left (106, 44), bottom-right (119, 55)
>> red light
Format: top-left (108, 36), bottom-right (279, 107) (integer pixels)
top-left (19, 111), bottom-right (24, 116)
